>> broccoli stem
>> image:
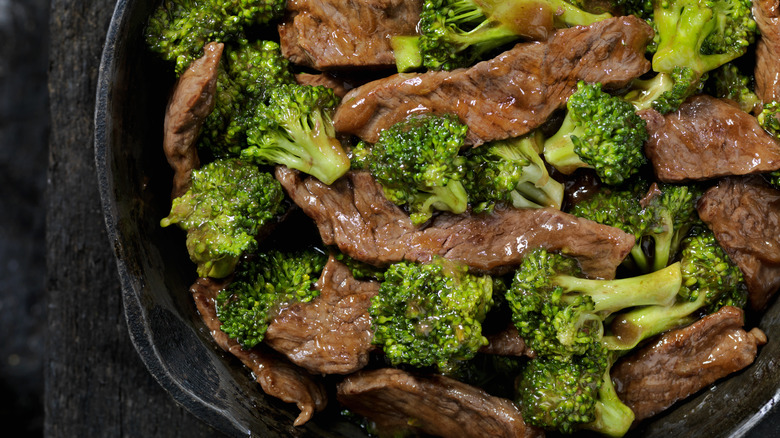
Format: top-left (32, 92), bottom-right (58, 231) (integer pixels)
top-left (391, 35), bottom-right (423, 72)
top-left (624, 73), bottom-right (676, 111)
top-left (542, 112), bottom-right (588, 174)
top-left (585, 368), bottom-right (635, 437)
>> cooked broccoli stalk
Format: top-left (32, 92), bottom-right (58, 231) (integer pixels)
top-left (705, 62), bottom-right (761, 114)
top-left (199, 40), bottom-right (296, 158)
top-left (160, 158), bottom-right (286, 278)
top-left (215, 249), bottom-right (328, 348)
top-left (392, 0), bottom-right (611, 72)
top-left (463, 132), bottom-right (564, 213)
top-left (517, 346), bottom-right (634, 437)
top-left (570, 181), bottom-right (702, 273)
top-left (506, 248), bottom-right (682, 359)
top-left (602, 229), bottom-right (747, 350)
top-left (543, 81), bottom-right (649, 185)
top-left (241, 84), bottom-right (351, 185)
top-left (145, 0), bottom-right (286, 74)
top-left (623, 67), bottom-right (707, 114)
top-left (355, 114), bottom-right (469, 225)
top-left (369, 257), bottom-right (494, 373)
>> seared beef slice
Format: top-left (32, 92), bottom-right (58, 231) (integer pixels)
top-left (278, 0), bottom-right (422, 70)
top-left (338, 368), bottom-right (544, 438)
top-left (697, 176), bottom-right (780, 310)
top-left (754, 0), bottom-right (780, 103)
top-left (265, 256), bottom-right (379, 375)
top-left (642, 96), bottom-right (780, 182)
top-left (333, 16), bottom-right (653, 145)
top-left (612, 306), bottom-right (766, 422)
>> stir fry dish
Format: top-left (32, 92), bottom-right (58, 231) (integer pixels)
top-left (147, 0), bottom-right (780, 436)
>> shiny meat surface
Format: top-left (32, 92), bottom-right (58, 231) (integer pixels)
top-left (754, 0), bottom-right (780, 104)
top-left (337, 368), bottom-right (544, 438)
top-left (278, 0), bottom-right (422, 70)
top-left (163, 42), bottom-right (221, 198)
top-left (480, 324), bottom-right (533, 357)
top-left (189, 277), bottom-right (327, 426)
top-left (642, 95), bottom-right (780, 182)
top-left (332, 16), bottom-right (653, 145)
top-left (275, 167), bottom-right (635, 279)
top-left (697, 176), bottom-right (780, 310)
top-left (611, 306), bottom-right (766, 422)
top-left (264, 256), bottom-right (379, 375)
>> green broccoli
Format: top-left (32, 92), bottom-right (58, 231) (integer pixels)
top-left (506, 248), bottom-right (682, 360)
top-left (241, 84), bottom-right (351, 185)
top-left (160, 158), bottom-right (286, 278)
top-left (392, 0), bottom-right (611, 72)
top-left (215, 249), bottom-right (328, 348)
top-left (705, 62), bottom-right (761, 114)
top-left (145, 0), bottom-right (286, 74)
top-left (354, 114), bottom-right (469, 225)
top-left (543, 81), bottom-right (649, 185)
top-left (463, 132), bottom-right (564, 213)
top-left (623, 68), bottom-right (707, 114)
top-left (759, 102), bottom-right (780, 188)
top-left (369, 257), bottom-right (494, 373)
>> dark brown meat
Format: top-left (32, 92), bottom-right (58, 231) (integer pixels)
top-left (697, 176), bottom-right (780, 310)
top-left (611, 306), bottom-right (766, 422)
top-left (754, 0), bottom-right (780, 104)
top-left (480, 324), bottom-right (533, 357)
top-left (641, 95), bottom-right (780, 182)
top-left (333, 16), bottom-right (653, 145)
top-left (337, 368), bottom-right (544, 438)
top-left (278, 0), bottom-right (422, 70)
top-left (163, 42), bottom-right (222, 198)
top-left (190, 277), bottom-right (327, 426)
top-left (264, 256), bottom-right (379, 375)
top-left (275, 167), bottom-right (635, 279)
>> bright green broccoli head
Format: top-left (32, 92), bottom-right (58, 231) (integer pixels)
top-left (706, 63), bottom-right (761, 114)
top-left (215, 249), bottom-right (328, 348)
top-left (758, 101), bottom-right (780, 138)
top-left (242, 84), bottom-right (351, 185)
top-left (543, 81), bottom-right (649, 185)
top-left (160, 158), bottom-right (286, 278)
top-left (361, 114), bottom-right (469, 225)
top-left (145, 0), bottom-right (286, 74)
top-left (463, 132), bottom-right (564, 213)
top-left (369, 257), bottom-right (494, 373)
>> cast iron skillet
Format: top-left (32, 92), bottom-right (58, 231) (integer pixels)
top-left (94, 0), bottom-right (780, 436)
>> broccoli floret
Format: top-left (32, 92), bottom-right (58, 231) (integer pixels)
top-left (463, 132), bottom-right (564, 213)
top-left (199, 40), bottom-right (296, 158)
top-left (602, 229), bottom-right (747, 350)
top-left (705, 63), bottom-right (761, 114)
top-left (506, 248), bottom-right (682, 359)
top-left (392, 0), bottom-right (611, 71)
top-left (543, 81), bottom-right (649, 185)
top-left (758, 101), bottom-right (780, 138)
top-left (369, 257), bottom-right (494, 373)
top-left (160, 158), bottom-right (286, 278)
top-left (517, 346), bottom-right (634, 437)
top-left (145, 0), bottom-right (286, 74)
top-left (241, 84), bottom-right (351, 185)
top-left (358, 114), bottom-right (469, 225)
top-left (623, 68), bottom-right (706, 114)
top-left (215, 249), bottom-right (328, 348)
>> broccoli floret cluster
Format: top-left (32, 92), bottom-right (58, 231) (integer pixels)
top-left (705, 63), bottom-right (761, 114)
top-left (216, 249), bottom-right (328, 348)
top-left (369, 257), bottom-right (494, 373)
top-left (160, 158), bottom-right (286, 278)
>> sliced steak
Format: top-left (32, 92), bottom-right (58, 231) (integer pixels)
top-left (754, 0), bottom-right (780, 104)
top-left (164, 42), bottom-right (222, 197)
top-left (480, 324), bottom-right (533, 357)
top-left (278, 0), bottom-right (422, 70)
top-left (276, 167), bottom-right (635, 279)
top-left (264, 256), bottom-right (379, 375)
top-left (333, 16), bottom-right (653, 146)
top-left (337, 368), bottom-right (544, 438)
top-left (611, 306), bottom-right (766, 422)
top-left (641, 95), bottom-right (780, 182)
top-left (697, 176), bottom-right (780, 310)
top-left (190, 277), bottom-right (327, 426)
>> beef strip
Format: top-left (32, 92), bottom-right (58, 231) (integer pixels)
top-left (480, 324), bottom-right (533, 357)
top-left (754, 0), bottom-right (780, 104)
top-left (333, 16), bottom-right (653, 146)
top-left (697, 176), bottom-right (780, 310)
top-left (611, 306), bottom-right (766, 422)
top-left (264, 256), bottom-right (379, 375)
top-left (276, 167), bottom-right (635, 279)
top-left (278, 0), bottom-right (422, 70)
top-left (641, 95), bottom-right (780, 182)
top-left (190, 277), bottom-right (327, 426)
top-left (337, 368), bottom-right (544, 438)
top-left (163, 42), bottom-right (222, 198)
